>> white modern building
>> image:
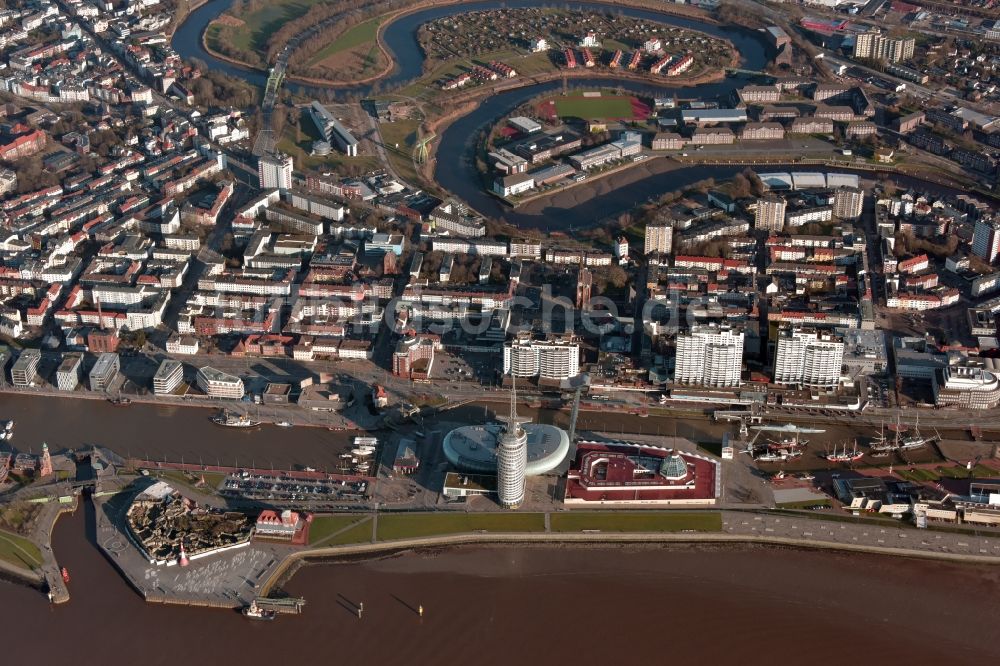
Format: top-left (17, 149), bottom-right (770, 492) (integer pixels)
top-left (934, 364), bottom-right (1000, 409)
top-left (257, 152), bottom-right (293, 190)
top-left (153, 359), bottom-right (183, 395)
top-left (755, 195), bottom-right (786, 231)
top-left (196, 366), bottom-right (244, 399)
top-left (10, 349), bottom-right (40, 388)
top-left (644, 223), bottom-right (673, 255)
top-left (773, 327), bottom-right (845, 389)
top-left (308, 101), bottom-right (358, 156)
top-left (833, 186), bottom-right (864, 220)
top-left (89, 352), bottom-right (120, 392)
top-left (56, 354), bottom-right (82, 391)
top-left (166, 336), bottom-right (200, 355)
top-left (973, 218), bottom-right (1000, 263)
top-left (673, 325), bottom-right (744, 387)
top-left (853, 31), bottom-right (915, 63)
top-left (503, 337), bottom-right (581, 381)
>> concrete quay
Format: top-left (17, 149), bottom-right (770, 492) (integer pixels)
top-left (37, 496), bottom-right (79, 604)
top-left (255, 508), bottom-right (1000, 597)
top-left (77, 498), bottom-right (1000, 611)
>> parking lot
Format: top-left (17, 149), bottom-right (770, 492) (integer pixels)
top-left (433, 351), bottom-right (497, 385)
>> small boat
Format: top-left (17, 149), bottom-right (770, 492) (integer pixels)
top-left (274, 421), bottom-right (293, 428)
top-left (108, 397), bottom-right (132, 406)
top-left (61, 567), bottom-right (70, 584)
top-left (303, 466), bottom-right (316, 472)
top-left (755, 451), bottom-right (788, 462)
top-left (212, 410), bottom-right (261, 428)
top-left (243, 600), bottom-right (276, 621)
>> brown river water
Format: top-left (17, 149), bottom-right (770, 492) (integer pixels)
top-left (0, 504), bottom-right (998, 665)
top-left (2, 394), bottom-right (1000, 664)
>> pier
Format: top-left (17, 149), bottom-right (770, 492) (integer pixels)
top-left (255, 596), bottom-right (306, 614)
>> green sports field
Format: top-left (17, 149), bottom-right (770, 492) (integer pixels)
top-left (537, 93), bottom-right (651, 122)
top-left (555, 96), bottom-right (634, 119)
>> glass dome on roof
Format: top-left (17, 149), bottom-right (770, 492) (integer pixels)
top-left (659, 454), bottom-right (688, 481)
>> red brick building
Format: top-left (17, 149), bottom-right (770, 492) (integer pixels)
top-left (87, 329), bottom-right (120, 353)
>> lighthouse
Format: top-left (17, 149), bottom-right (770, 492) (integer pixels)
top-left (38, 442), bottom-right (53, 478)
top-left (178, 540), bottom-right (189, 567)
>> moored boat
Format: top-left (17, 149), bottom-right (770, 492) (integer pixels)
top-left (212, 410), bottom-right (261, 428)
top-left (826, 440), bottom-right (864, 463)
top-left (243, 600), bottom-right (276, 621)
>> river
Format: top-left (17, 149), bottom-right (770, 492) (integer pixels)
top-left (0, 393), bottom-right (359, 470)
top-left (171, 1), bottom-right (983, 229)
top-left (0, 505), bottom-right (998, 664)
top-left (0, 391), bottom-right (989, 474)
top-left (171, 0), bottom-right (766, 94)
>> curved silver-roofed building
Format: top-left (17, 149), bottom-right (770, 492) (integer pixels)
top-left (442, 422), bottom-right (571, 478)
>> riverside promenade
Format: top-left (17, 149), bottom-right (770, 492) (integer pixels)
top-left (83, 495), bottom-right (1000, 611)
top-left (255, 508), bottom-right (1000, 598)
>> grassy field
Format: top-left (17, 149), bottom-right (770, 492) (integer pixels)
top-left (511, 51), bottom-right (556, 76)
top-left (308, 515), bottom-right (368, 546)
top-left (895, 464), bottom-right (997, 483)
top-left (376, 117), bottom-right (424, 186)
top-left (895, 468), bottom-right (940, 482)
top-left (550, 511), bottom-right (722, 533)
top-left (220, 0), bottom-right (327, 55)
top-left (937, 464), bottom-right (996, 479)
top-left (376, 512), bottom-right (546, 541)
top-left (0, 529), bottom-right (43, 571)
top-left (550, 95), bottom-right (638, 120)
top-left (325, 518), bottom-right (375, 546)
top-left (305, 17), bottom-right (383, 68)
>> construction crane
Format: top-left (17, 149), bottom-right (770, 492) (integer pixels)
top-left (414, 130), bottom-right (436, 165)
